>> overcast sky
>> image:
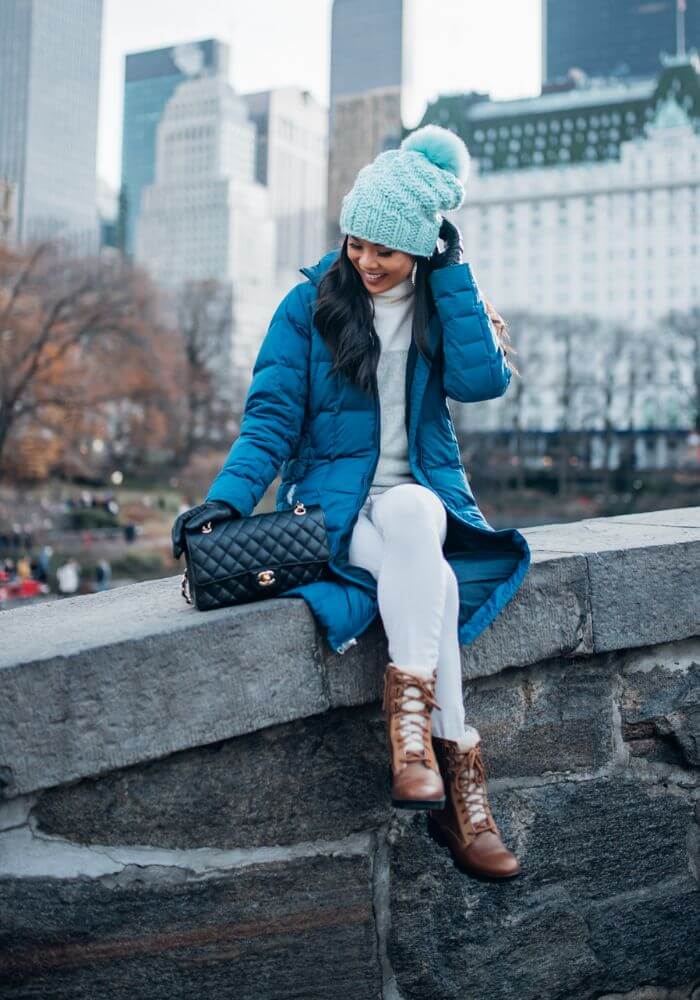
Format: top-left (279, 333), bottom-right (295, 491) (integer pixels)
top-left (99, 0), bottom-right (542, 189)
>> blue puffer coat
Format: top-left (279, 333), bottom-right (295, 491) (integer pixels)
top-left (206, 248), bottom-right (531, 655)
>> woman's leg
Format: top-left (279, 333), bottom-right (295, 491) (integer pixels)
top-left (368, 484), bottom-right (447, 672)
top-left (432, 559), bottom-right (480, 749)
top-left (347, 484), bottom-right (479, 748)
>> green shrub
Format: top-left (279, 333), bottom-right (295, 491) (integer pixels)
top-left (111, 552), bottom-right (165, 579)
top-left (69, 508), bottom-right (119, 531)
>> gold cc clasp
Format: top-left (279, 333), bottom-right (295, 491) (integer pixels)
top-left (257, 569), bottom-right (276, 586)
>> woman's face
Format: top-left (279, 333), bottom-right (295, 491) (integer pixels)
top-left (346, 236), bottom-right (414, 294)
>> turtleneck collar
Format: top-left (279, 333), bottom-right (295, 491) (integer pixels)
top-left (372, 276), bottom-right (415, 304)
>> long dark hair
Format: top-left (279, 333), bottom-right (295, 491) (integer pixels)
top-left (313, 236), bottom-right (436, 395)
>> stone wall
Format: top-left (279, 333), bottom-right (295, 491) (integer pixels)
top-left (1, 508), bottom-right (699, 1000)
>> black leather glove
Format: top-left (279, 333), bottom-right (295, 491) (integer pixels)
top-left (171, 500), bottom-right (240, 559)
top-left (430, 217), bottom-right (464, 269)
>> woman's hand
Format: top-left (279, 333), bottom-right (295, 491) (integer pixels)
top-left (171, 500), bottom-right (241, 559)
top-left (429, 217), bottom-right (463, 269)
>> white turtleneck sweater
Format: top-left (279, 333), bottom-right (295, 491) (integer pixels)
top-left (368, 277), bottom-right (420, 496)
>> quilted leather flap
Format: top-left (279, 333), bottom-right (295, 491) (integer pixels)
top-left (185, 504), bottom-right (329, 586)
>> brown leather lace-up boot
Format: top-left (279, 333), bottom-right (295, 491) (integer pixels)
top-left (428, 736), bottom-right (521, 880)
top-left (382, 662), bottom-right (446, 810)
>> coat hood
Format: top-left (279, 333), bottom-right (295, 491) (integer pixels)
top-left (299, 248), bottom-right (341, 287)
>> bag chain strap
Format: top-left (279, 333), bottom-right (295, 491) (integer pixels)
top-left (181, 567), bottom-right (191, 605)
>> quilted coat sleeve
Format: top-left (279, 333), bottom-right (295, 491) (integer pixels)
top-left (429, 262), bottom-right (512, 403)
top-left (205, 283), bottom-right (310, 516)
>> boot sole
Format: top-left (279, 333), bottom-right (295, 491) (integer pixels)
top-left (426, 814), bottom-right (522, 882)
top-left (387, 768), bottom-right (446, 811)
top-left (392, 796), bottom-right (447, 810)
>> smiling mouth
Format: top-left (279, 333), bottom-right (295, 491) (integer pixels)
top-left (361, 270), bottom-right (387, 283)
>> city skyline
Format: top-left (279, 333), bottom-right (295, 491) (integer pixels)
top-left (99, 0), bottom-right (542, 190)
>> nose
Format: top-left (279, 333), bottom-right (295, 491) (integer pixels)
top-left (360, 253), bottom-right (380, 272)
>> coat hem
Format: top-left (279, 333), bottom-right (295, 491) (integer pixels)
top-left (324, 524), bottom-right (531, 656)
top-left (456, 528), bottom-right (531, 646)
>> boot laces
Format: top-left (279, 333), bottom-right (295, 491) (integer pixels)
top-left (384, 668), bottom-right (441, 762)
top-left (452, 745), bottom-right (493, 831)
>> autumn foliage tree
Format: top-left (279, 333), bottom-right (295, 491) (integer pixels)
top-left (0, 242), bottom-right (171, 480)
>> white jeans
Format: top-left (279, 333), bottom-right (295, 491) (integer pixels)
top-left (347, 483), bottom-right (480, 745)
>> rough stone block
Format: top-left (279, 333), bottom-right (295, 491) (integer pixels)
top-left (464, 654), bottom-right (614, 778)
top-left (618, 640), bottom-right (700, 769)
top-left (34, 705), bottom-right (392, 850)
top-left (388, 778), bottom-right (697, 1000)
top-left (0, 852), bottom-right (380, 1000)
top-left (461, 551), bottom-right (593, 679)
top-left (524, 518), bottom-right (700, 652)
top-left (608, 507), bottom-right (700, 529)
top-left (588, 540), bottom-right (700, 653)
top-left (586, 887), bottom-right (700, 993)
top-left (0, 583), bottom-right (329, 798)
top-left (322, 617), bottom-right (388, 709)
top-left (597, 987), bottom-right (700, 999)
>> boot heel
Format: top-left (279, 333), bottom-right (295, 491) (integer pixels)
top-left (392, 795), bottom-right (447, 811)
top-left (427, 813), bottom-right (448, 847)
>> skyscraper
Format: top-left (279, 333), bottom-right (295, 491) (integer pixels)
top-left (542, 0), bottom-right (700, 84)
top-left (136, 74), bottom-right (276, 375)
top-left (120, 39), bottom-right (229, 256)
top-left (326, 0), bottom-right (417, 247)
top-left (243, 87), bottom-right (328, 281)
top-left (0, 0), bottom-right (103, 249)
top-left (330, 0), bottom-right (405, 101)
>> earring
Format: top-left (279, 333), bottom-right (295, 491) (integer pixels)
top-left (411, 260), bottom-right (418, 285)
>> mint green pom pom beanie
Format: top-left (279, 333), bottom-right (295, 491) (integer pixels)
top-left (338, 124), bottom-right (470, 258)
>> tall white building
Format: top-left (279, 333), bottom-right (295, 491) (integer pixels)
top-left (243, 87), bottom-right (328, 289)
top-left (120, 39), bottom-right (230, 258)
top-left (457, 82), bottom-right (700, 331)
top-left (136, 74), bottom-right (276, 373)
top-left (0, 0), bottom-right (103, 250)
top-left (420, 54), bottom-right (700, 432)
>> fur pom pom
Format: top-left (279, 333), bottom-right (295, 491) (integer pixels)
top-left (400, 124), bottom-right (470, 182)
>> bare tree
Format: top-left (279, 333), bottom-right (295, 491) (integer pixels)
top-left (666, 305), bottom-right (700, 431)
top-left (585, 318), bottom-right (627, 501)
top-left (554, 313), bottom-right (593, 498)
top-left (499, 310), bottom-right (549, 492)
top-left (170, 278), bottom-right (237, 467)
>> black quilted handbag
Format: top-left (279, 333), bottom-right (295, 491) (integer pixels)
top-left (180, 497), bottom-right (330, 611)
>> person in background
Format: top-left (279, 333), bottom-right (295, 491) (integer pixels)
top-left (15, 554), bottom-right (32, 580)
top-left (94, 559), bottom-right (112, 593)
top-left (36, 545), bottom-right (53, 584)
top-left (56, 558), bottom-right (80, 598)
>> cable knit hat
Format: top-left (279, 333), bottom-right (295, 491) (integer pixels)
top-left (339, 124), bottom-right (470, 258)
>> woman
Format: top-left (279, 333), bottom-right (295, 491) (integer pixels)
top-left (172, 125), bottom-right (532, 881)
